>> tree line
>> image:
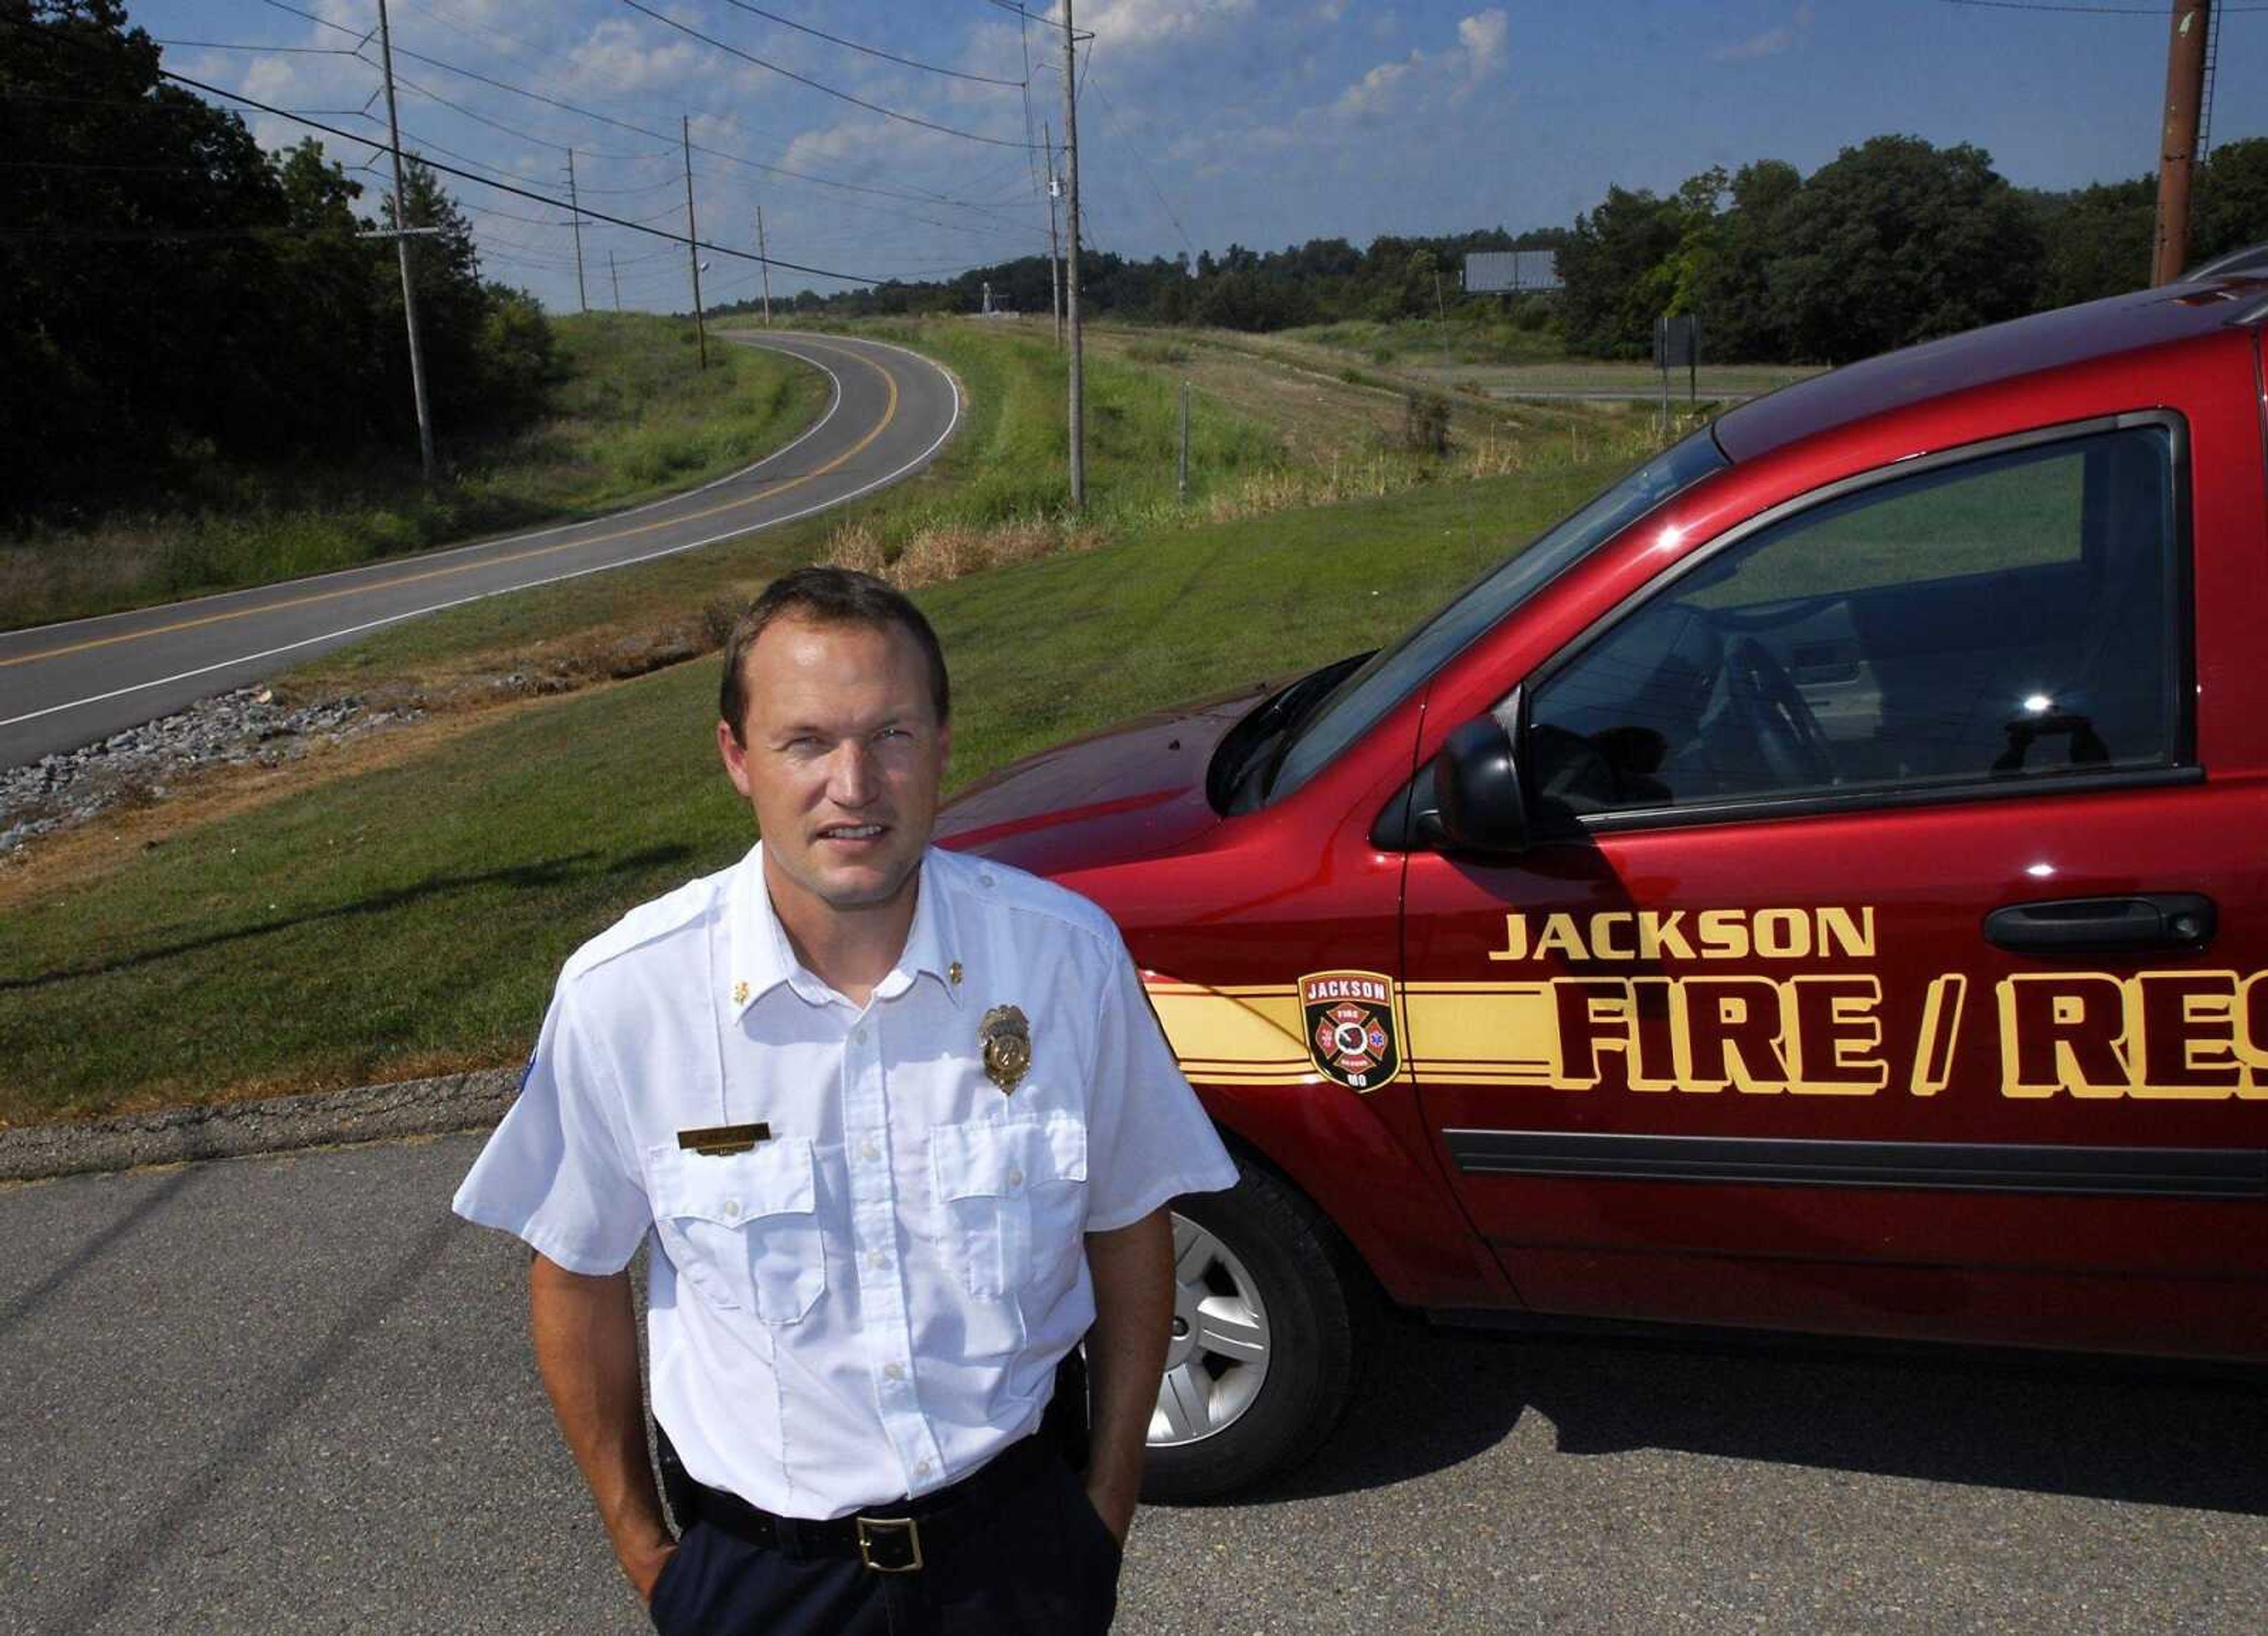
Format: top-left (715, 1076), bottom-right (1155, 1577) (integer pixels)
top-left (2, 0), bottom-right (552, 519)
top-left (758, 133), bottom-right (2268, 366)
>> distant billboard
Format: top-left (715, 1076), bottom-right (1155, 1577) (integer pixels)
top-left (1463, 250), bottom-right (1562, 294)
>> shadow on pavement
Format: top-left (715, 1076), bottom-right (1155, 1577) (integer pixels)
top-left (0, 1166), bottom-right (204, 1341)
top-left (0, 843), bottom-right (692, 994)
top-left (22, 1211), bottom-right (465, 1635)
top-left (1240, 1315), bottom-right (2268, 1516)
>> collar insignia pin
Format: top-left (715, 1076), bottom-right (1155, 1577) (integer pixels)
top-left (979, 1003), bottom-right (1031, 1095)
top-left (731, 979), bottom-right (749, 1006)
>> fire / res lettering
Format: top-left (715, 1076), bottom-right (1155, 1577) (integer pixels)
top-left (1145, 912), bottom-right (2268, 1101)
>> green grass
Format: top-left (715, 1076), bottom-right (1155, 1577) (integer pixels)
top-left (822, 317), bottom-right (1287, 540)
top-left (1288, 313), bottom-right (1568, 367)
top-left (0, 313), bottom-right (829, 631)
top-left (0, 452), bottom-right (1632, 1122)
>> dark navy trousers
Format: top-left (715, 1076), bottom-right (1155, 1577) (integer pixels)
top-left (646, 1452), bottom-right (1123, 1635)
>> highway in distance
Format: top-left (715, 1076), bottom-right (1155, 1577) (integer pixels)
top-left (0, 331), bottom-right (960, 770)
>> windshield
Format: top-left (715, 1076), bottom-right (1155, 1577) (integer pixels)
top-left (1262, 428), bottom-right (1731, 803)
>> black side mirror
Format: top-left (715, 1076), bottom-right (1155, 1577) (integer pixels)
top-left (1413, 714), bottom-right (1529, 858)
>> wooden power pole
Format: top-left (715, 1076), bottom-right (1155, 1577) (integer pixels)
top-left (2153, 0), bottom-right (2213, 285)
top-left (374, 0), bottom-right (435, 481)
top-left (1045, 120), bottom-right (1063, 350)
top-left (566, 148), bottom-right (588, 313)
top-left (682, 115), bottom-right (707, 369)
top-left (1061, 0), bottom-right (1084, 509)
top-left (756, 205), bottom-right (773, 327)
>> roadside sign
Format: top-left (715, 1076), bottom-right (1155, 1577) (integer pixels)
top-left (1464, 250), bottom-right (1562, 294)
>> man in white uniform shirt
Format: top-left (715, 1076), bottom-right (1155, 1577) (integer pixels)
top-left (453, 567), bottom-right (1237, 1634)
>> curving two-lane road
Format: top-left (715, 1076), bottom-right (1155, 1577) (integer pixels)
top-left (0, 331), bottom-right (959, 770)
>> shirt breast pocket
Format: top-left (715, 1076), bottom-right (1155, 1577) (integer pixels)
top-left (648, 1139), bottom-right (825, 1325)
top-left (930, 1118), bottom-right (1089, 1303)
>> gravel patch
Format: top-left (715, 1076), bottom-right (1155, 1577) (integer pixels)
top-left (0, 1067), bottom-right (519, 1183)
top-left (1, 684), bottom-right (423, 853)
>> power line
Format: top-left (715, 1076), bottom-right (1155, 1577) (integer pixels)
top-left (714, 1), bottom-right (1025, 87)
top-left (157, 66), bottom-right (891, 285)
top-left (155, 38), bottom-right (357, 54)
top-left (980, 0), bottom-right (1097, 40)
top-left (1934, 1), bottom-right (2267, 14)
top-left (253, 0), bottom-right (1044, 230)
top-left (614, 0), bottom-right (1041, 150)
top-left (1084, 57), bottom-right (1194, 261)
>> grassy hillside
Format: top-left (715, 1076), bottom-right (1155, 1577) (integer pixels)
top-left (0, 453), bottom-right (1631, 1122)
top-left (0, 314), bottom-right (828, 631)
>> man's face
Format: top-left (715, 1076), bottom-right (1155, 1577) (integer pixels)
top-left (718, 615), bottom-right (949, 918)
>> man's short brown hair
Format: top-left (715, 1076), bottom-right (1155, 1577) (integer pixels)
top-left (718, 566), bottom-right (950, 741)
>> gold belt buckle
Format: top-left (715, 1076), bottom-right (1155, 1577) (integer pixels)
top-left (855, 1514), bottom-right (924, 1573)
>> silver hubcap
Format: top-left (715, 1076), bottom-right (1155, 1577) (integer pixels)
top-left (1151, 1212), bottom-right (1270, 1447)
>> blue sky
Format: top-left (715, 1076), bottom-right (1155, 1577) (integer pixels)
top-left (127, 1), bottom-right (2268, 312)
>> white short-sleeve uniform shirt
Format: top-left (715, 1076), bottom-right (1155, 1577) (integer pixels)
top-left (453, 843), bottom-right (1237, 1521)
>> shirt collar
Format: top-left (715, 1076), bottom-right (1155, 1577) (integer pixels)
top-left (727, 844), bottom-right (964, 1018)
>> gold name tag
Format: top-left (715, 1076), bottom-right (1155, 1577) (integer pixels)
top-left (676, 1122), bottom-right (772, 1156)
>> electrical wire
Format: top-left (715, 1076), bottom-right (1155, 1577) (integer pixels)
top-left (614, 0), bottom-right (1040, 150)
top-left (713, 1), bottom-right (1025, 87)
top-left (157, 66), bottom-right (891, 284)
top-left (252, 0), bottom-right (1044, 227)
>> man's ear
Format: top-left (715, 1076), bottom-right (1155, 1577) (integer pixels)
top-left (718, 718), bottom-right (754, 800)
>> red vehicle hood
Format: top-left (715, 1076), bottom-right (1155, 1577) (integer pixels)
top-left (935, 685), bottom-right (1265, 876)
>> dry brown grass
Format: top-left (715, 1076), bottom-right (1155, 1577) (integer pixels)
top-left (822, 516), bottom-right (1106, 590)
top-left (0, 689), bottom-right (595, 913)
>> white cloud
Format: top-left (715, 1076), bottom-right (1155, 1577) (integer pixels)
top-left (1076, 0), bottom-right (1257, 51)
top-left (1458, 9), bottom-right (1508, 77)
top-left (1329, 8), bottom-right (1508, 120)
top-left (1711, 4), bottom-right (1812, 64)
top-left (559, 17), bottom-right (704, 98)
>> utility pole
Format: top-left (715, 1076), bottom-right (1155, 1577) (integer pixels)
top-left (682, 114), bottom-right (707, 369)
top-left (755, 204), bottom-right (773, 326)
top-left (609, 249), bottom-right (621, 312)
top-left (374, 0), bottom-right (435, 481)
top-left (1061, 0), bottom-right (1084, 509)
top-left (1045, 119), bottom-right (1063, 350)
top-left (565, 148), bottom-right (588, 314)
top-left (2153, 0), bottom-right (2212, 285)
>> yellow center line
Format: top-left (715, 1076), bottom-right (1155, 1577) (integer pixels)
top-left (4, 345), bottom-right (901, 672)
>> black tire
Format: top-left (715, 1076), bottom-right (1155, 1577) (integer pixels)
top-left (1140, 1159), bottom-right (1360, 1502)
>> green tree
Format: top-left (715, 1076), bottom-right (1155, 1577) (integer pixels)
top-left (2192, 138), bottom-right (2268, 265)
top-left (1556, 185), bottom-right (1685, 358)
top-left (1694, 159), bottom-right (1801, 360)
top-left (1769, 135), bottom-right (2043, 364)
top-left (2032, 177), bottom-right (2154, 309)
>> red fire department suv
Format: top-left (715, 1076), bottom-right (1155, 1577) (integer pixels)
top-left (937, 276), bottom-right (2268, 1498)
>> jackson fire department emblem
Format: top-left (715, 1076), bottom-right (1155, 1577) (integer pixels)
top-left (1298, 970), bottom-right (1401, 1093)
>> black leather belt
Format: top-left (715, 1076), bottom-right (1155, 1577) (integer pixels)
top-left (682, 1432), bottom-right (1058, 1574)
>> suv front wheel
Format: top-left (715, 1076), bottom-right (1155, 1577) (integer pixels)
top-left (1140, 1161), bottom-right (1360, 1501)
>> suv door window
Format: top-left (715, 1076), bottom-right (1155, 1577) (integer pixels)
top-left (1524, 424), bottom-right (2182, 819)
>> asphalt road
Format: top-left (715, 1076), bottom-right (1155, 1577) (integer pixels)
top-left (3, 1136), bottom-right (2261, 1635)
top-left (0, 332), bottom-right (960, 771)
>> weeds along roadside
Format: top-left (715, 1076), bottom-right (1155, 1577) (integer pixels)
top-left (0, 314), bottom-right (828, 633)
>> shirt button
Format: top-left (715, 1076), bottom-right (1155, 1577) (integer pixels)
top-left (884, 1363), bottom-right (904, 1381)
top-left (852, 1026), bottom-right (868, 1044)
top-left (916, 1459), bottom-right (933, 1477)
top-left (869, 1250), bottom-right (890, 1270)
top-left (721, 1200), bottom-right (741, 1220)
top-left (860, 1141), bottom-right (879, 1162)
top-left (977, 872), bottom-right (994, 889)
top-left (1005, 1168), bottom-right (1024, 1190)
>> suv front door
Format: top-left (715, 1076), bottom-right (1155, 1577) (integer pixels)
top-left (1401, 416), bottom-right (2268, 1356)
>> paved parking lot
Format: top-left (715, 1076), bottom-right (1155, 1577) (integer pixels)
top-left (2, 1136), bottom-right (2262, 1634)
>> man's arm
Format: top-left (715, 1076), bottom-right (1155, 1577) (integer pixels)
top-left (528, 1253), bottom-right (677, 1604)
top-left (1080, 1207), bottom-right (1175, 1544)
